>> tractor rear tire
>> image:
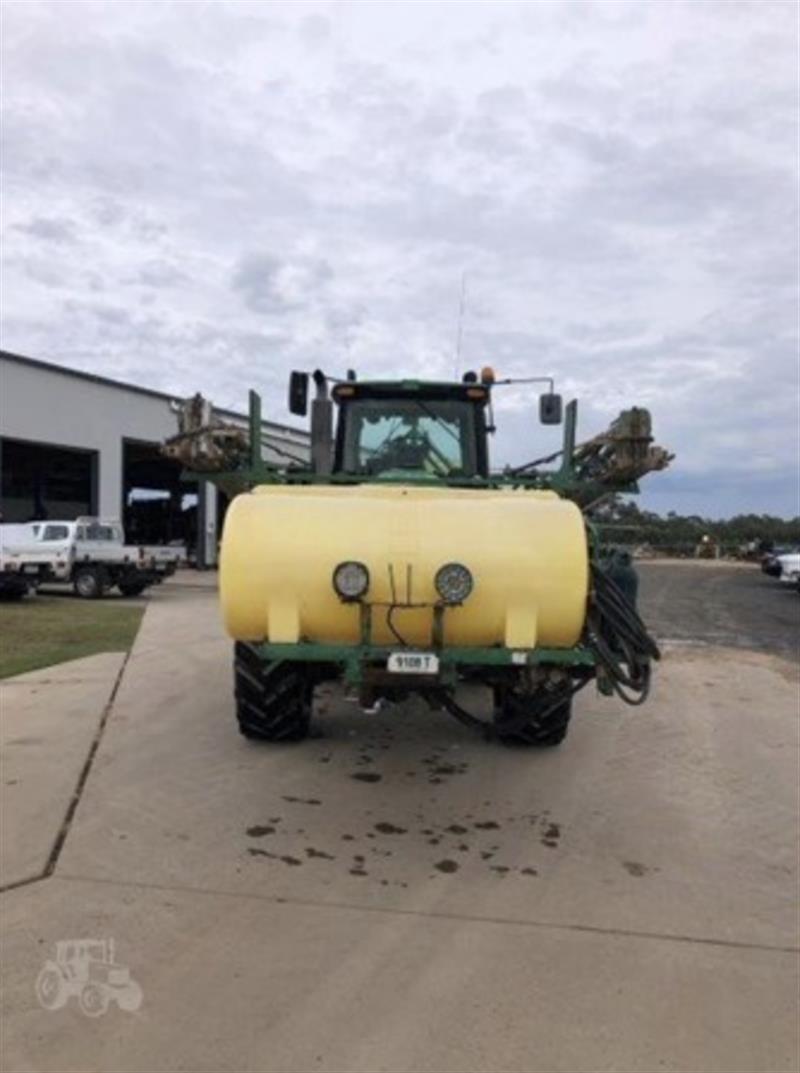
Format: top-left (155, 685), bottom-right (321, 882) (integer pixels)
top-left (35, 964), bottom-right (68, 1010)
top-left (234, 642), bottom-right (312, 742)
top-left (494, 690), bottom-right (573, 747)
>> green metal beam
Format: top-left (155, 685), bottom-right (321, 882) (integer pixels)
top-left (559, 399), bottom-right (578, 476)
top-left (248, 389), bottom-right (262, 470)
top-left (254, 640), bottom-right (595, 668)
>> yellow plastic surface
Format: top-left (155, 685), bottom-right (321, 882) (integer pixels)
top-left (220, 484), bottom-right (589, 650)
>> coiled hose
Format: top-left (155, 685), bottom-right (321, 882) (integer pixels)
top-left (586, 561), bottom-right (661, 705)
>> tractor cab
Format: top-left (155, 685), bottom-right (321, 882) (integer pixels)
top-left (331, 380), bottom-right (491, 480)
top-left (288, 368), bottom-right (563, 482)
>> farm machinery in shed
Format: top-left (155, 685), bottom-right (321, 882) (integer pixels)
top-left (164, 368), bottom-right (672, 746)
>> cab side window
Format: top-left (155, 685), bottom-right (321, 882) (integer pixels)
top-left (41, 525), bottom-right (70, 541)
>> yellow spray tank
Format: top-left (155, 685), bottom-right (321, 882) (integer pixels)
top-left (164, 369), bottom-right (667, 746)
top-left (221, 483), bottom-right (589, 651)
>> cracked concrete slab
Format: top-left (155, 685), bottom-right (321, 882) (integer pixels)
top-left (1, 571), bottom-right (798, 1071)
top-left (1, 875), bottom-right (797, 1073)
top-left (56, 591), bottom-right (798, 951)
top-left (0, 652), bottom-right (126, 888)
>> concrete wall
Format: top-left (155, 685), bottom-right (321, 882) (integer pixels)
top-left (0, 353), bottom-right (310, 566)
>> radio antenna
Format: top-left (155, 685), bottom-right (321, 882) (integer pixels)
top-left (454, 272), bottom-right (467, 379)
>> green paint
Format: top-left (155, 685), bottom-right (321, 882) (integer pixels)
top-left (252, 640), bottom-right (595, 686)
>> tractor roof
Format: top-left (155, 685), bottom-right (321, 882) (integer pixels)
top-left (331, 379), bottom-right (490, 404)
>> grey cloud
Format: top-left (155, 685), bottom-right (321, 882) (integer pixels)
top-left (475, 85), bottom-right (528, 114)
top-left (19, 258), bottom-right (64, 289)
top-left (231, 254), bottom-right (285, 314)
top-left (231, 253), bottom-right (333, 315)
top-left (62, 300), bottom-right (133, 328)
top-left (14, 216), bottom-right (76, 243)
top-left (135, 259), bottom-right (187, 288)
top-left (90, 199), bottom-right (128, 227)
top-left (546, 123), bottom-right (635, 168)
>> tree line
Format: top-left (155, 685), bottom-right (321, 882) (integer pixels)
top-left (593, 498), bottom-right (800, 553)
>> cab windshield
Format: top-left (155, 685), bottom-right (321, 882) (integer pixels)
top-left (340, 398), bottom-right (478, 478)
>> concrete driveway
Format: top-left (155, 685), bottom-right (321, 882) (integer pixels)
top-left (1, 574), bottom-right (798, 1072)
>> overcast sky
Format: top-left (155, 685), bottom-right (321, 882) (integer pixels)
top-left (1, 0), bottom-right (798, 517)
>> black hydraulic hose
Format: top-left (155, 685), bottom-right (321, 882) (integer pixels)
top-left (431, 676), bottom-right (592, 739)
top-left (386, 605), bottom-right (410, 647)
top-left (585, 562), bottom-right (660, 705)
top-left (436, 692), bottom-right (494, 736)
top-left (493, 677), bottom-right (591, 735)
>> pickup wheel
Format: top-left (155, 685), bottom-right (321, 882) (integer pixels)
top-left (493, 689), bottom-right (573, 747)
top-left (233, 642), bottom-right (312, 742)
top-left (118, 580), bottom-right (148, 597)
top-left (73, 566), bottom-right (108, 600)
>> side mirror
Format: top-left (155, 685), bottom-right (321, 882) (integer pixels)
top-left (539, 392), bottom-right (563, 425)
top-left (288, 371), bottom-right (309, 416)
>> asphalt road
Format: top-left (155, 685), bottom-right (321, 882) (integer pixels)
top-left (637, 560), bottom-right (799, 659)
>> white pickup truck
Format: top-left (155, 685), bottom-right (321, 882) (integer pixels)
top-left (0, 517), bottom-right (180, 599)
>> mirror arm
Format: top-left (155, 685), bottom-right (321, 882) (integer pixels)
top-left (494, 376), bottom-right (555, 393)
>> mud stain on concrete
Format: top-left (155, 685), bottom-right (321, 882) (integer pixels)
top-left (622, 860), bottom-right (650, 877)
top-left (434, 859), bottom-right (459, 874)
top-left (305, 848), bottom-right (335, 860)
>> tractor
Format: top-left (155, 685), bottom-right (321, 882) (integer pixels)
top-left (35, 938), bottom-right (142, 1017)
top-left (164, 367), bottom-right (672, 746)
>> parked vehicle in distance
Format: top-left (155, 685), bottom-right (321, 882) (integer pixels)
top-left (0, 517), bottom-right (180, 598)
top-left (0, 550), bottom-right (37, 599)
top-left (776, 552), bottom-right (800, 591)
top-left (0, 526), bottom-right (61, 600)
top-left (761, 547), bottom-right (798, 577)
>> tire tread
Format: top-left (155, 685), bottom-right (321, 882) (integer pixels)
top-left (233, 642), bottom-right (311, 742)
top-left (494, 692), bottom-right (573, 747)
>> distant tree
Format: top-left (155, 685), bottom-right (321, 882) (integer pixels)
top-left (592, 496), bottom-right (799, 553)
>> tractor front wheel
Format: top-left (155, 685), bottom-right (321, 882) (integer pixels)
top-left (80, 983), bottom-right (110, 1017)
top-left (493, 688), bottom-right (573, 747)
top-left (234, 642), bottom-right (312, 742)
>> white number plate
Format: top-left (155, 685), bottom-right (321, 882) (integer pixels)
top-left (387, 652), bottom-right (440, 675)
